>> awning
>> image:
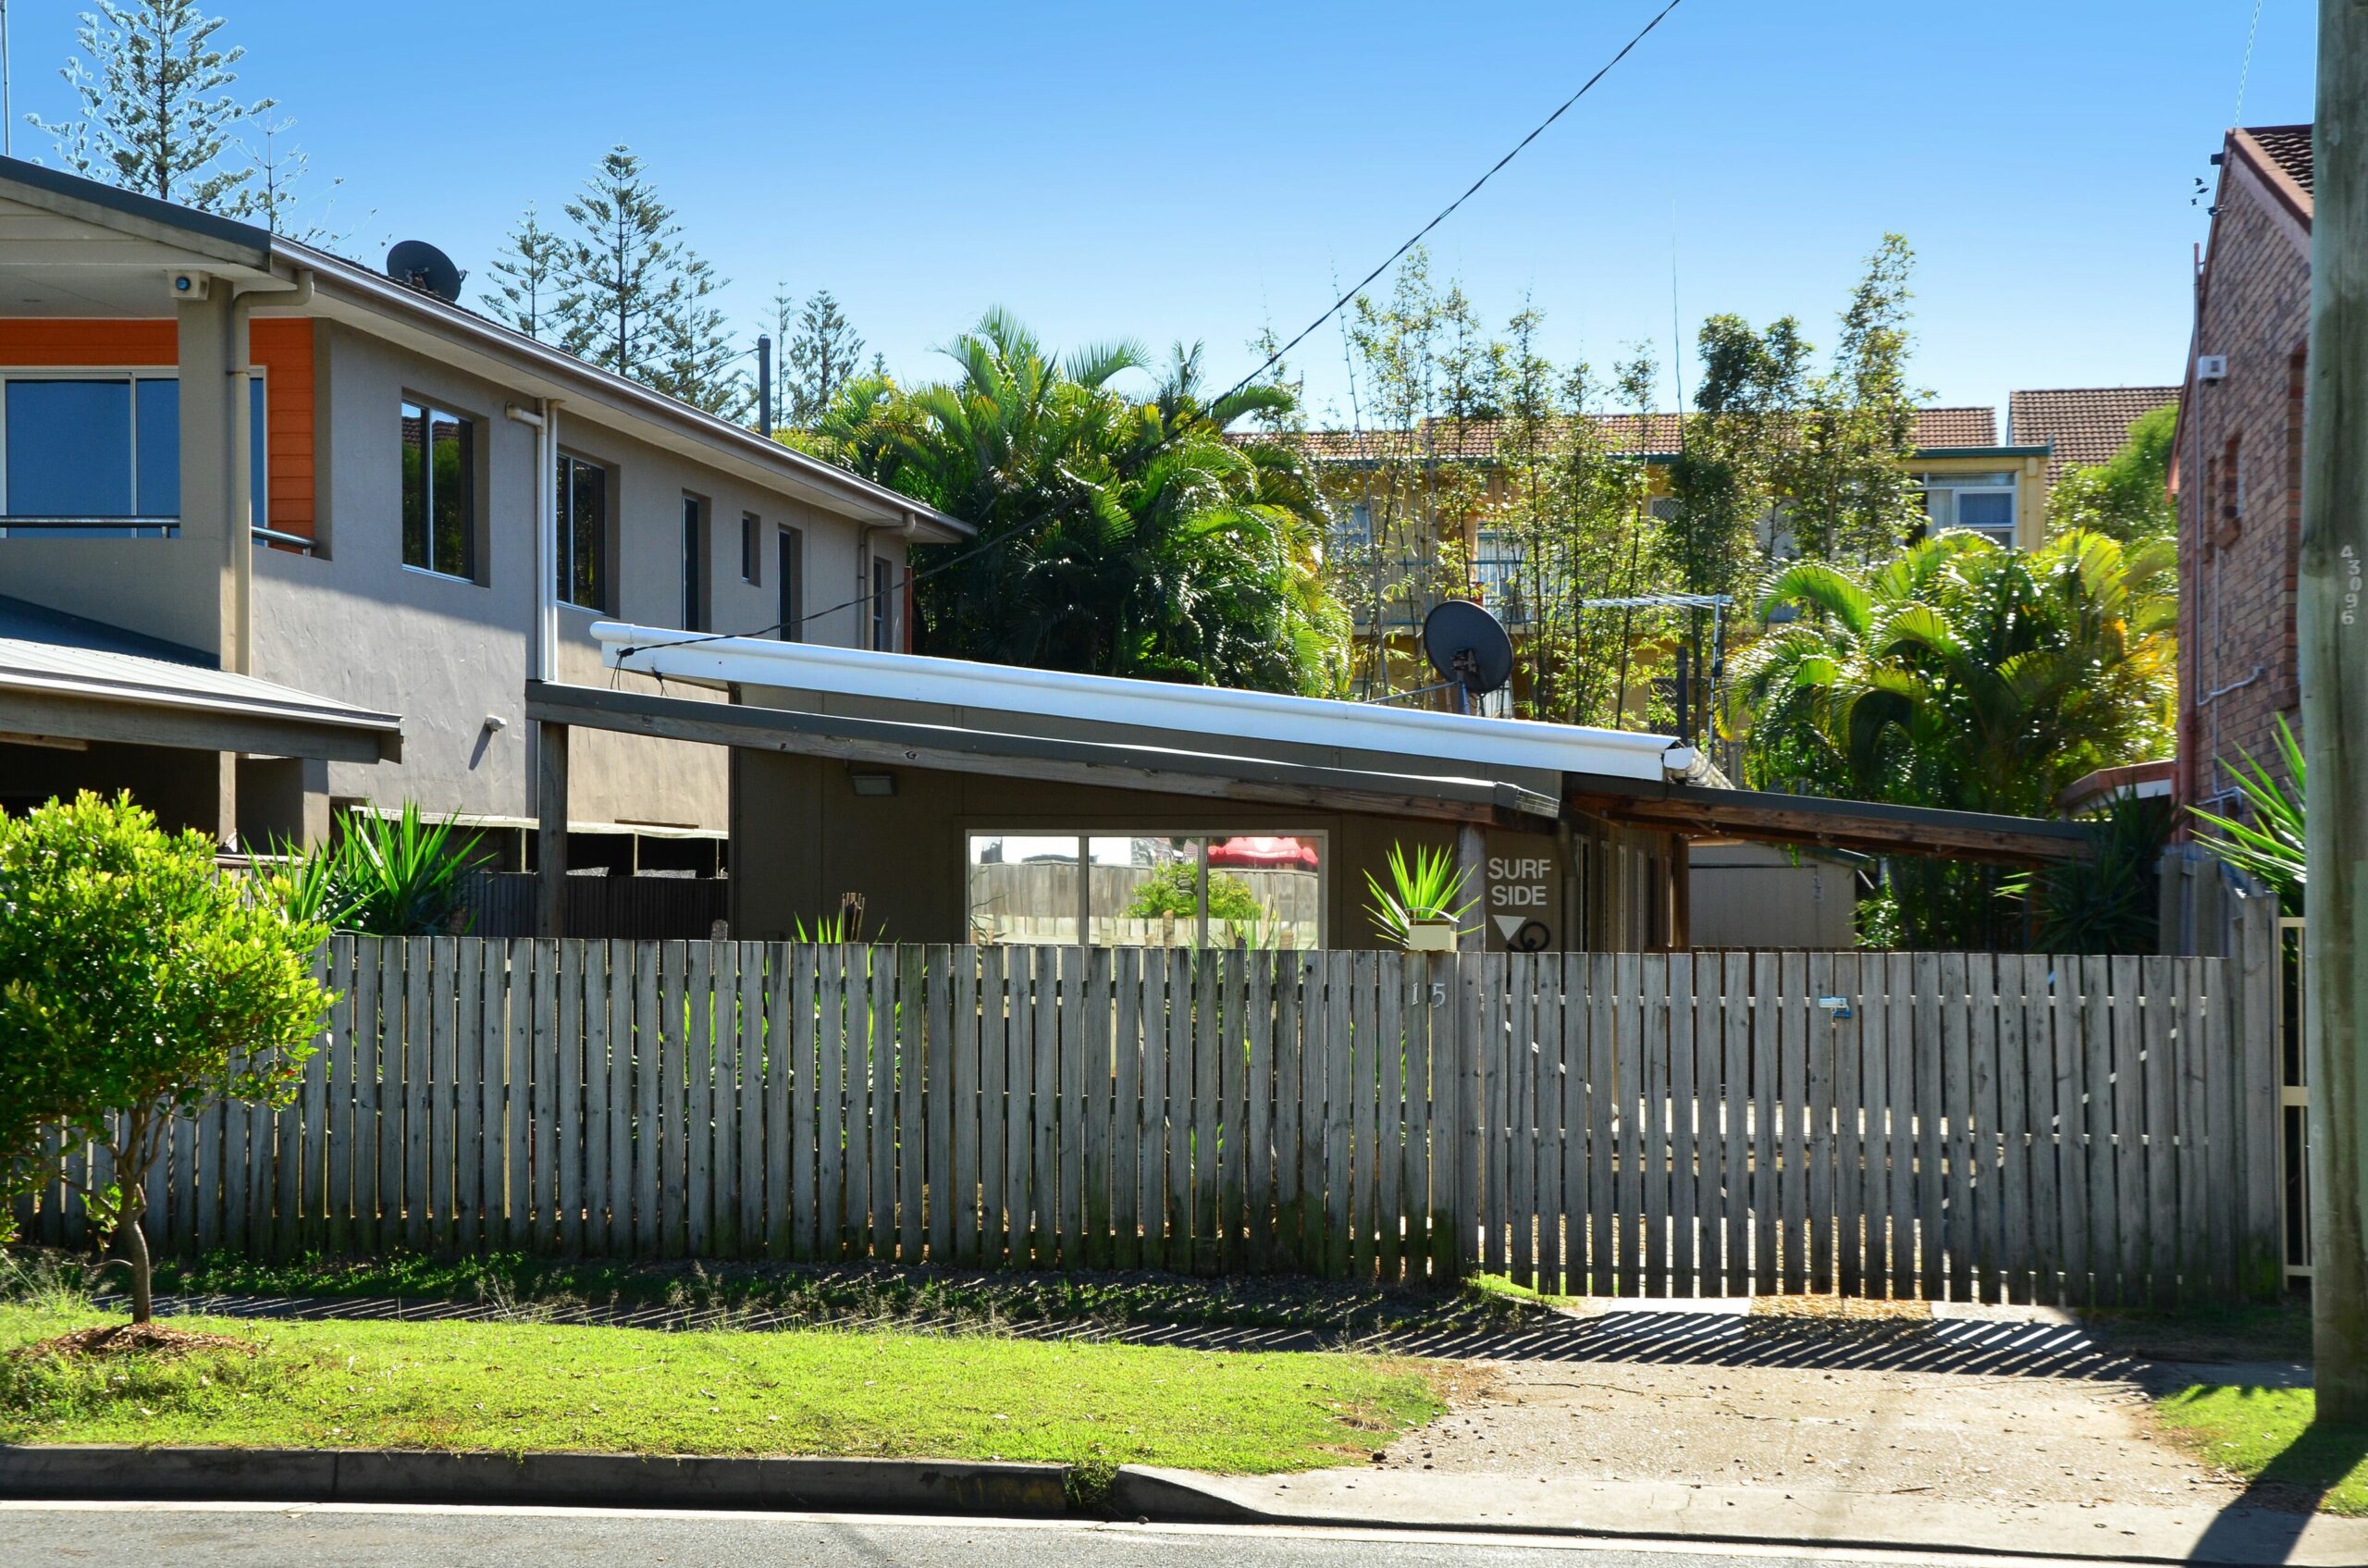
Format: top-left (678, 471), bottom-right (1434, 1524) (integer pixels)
top-left (0, 630), bottom-right (401, 764)
top-left (526, 680), bottom-right (1559, 830)
top-left (1565, 772), bottom-right (2093, 866)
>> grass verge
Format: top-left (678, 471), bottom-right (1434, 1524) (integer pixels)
top-left (0, 1303), bottom-right (1447, 1474)
top-left (2154, 1385), bottom-right (2368, 1517)
top-left (129, 1248), bottom-right (1547, 1340)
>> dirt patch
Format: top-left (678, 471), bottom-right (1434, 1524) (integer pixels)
top-left (13, 1322), bottom-right (259, 1363)
top-left (1747, 1293), bottom-right (1932, 1323)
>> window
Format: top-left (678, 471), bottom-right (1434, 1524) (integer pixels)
top-left (1474, 529), bottom-right (1528, 624)
top-left (871, 555), bottom-right (894, 650)
top-left (1915, 470), bottom-right (2016, 546)
top-left (0, 372), bottom-right (263, 539)
top-left (2219, 435), bottom-right (2244, 544)
top-left (740, 512), bottom-right (758, 583)
top-left (400, 401), bottom-right (475, 579)
top-left (555, 453), bottom-right (608, 611)
top-left (777, 526), bottom-right (804, 640)
top-left (963, 831), bottom-right (1323, 949)
top-left (681, 494), bottom-right (707, 631)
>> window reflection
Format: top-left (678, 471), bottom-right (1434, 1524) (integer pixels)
top-left (965, 832), bottom-right (1321, 949)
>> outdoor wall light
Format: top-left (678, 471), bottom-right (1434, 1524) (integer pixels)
top-left (849, 771), bottom-right (897, 797)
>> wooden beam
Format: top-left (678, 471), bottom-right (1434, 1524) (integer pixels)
top-left (0, 689), bottom-right (397, 764)
top-left (536, 720), bottom-right (569, 939)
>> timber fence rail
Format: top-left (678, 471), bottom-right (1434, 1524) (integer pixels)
top-left (17, 939), bottom-right (2283, 1304)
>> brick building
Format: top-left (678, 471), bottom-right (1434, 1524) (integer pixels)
top-left (2174, 124), bottom-right (2313, 816)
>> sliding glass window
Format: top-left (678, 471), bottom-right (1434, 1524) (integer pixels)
top-left (401, 401), bottom-right (476, 579)
top-left (963, 832), bottom-right (1322, 950)
top-left (0, 373), bottom-right (263, 539)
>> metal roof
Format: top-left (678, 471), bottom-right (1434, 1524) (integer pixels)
top-left (593, 623), bottom-right (1690, 785)
top-left (0, 633), bottom-right (402, 762)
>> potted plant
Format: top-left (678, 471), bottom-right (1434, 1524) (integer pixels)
top-left (1364, 842), bottom-right (1476, 952)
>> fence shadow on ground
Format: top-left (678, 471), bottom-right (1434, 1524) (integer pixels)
top-left (120, 1290), bottom-right (2146, 1381)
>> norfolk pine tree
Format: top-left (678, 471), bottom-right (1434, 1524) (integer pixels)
top-left (482, 204), bottom-right (567, 341)
top-left (31, 0), bottom-right (274, 215)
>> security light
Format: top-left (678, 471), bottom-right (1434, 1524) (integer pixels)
top-left (849, 771), bottom-right (896, 797)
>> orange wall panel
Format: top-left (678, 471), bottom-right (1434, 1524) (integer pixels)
top-left (0, 317), bottom-right (316, 537)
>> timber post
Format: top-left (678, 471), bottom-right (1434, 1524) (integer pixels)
top-left (2299, 0), bottom-right (2368, 1422)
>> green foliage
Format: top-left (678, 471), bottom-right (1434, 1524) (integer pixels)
top-left (1729, 529), bottom-right (2176, 947)
top-left (2015, 793), bottom-right (2171, 954)
top-left (1363, 843), bottom-right (1475, 947)
top-left (808, 312), bottom-right (1347, 695)
top-left (274, 803), bottom-right (481, 936)
top-left (32, 1), bottom-right (275, 215)
top-left (2047, 401), bottom-right (2179, 546)
top-left (0, 793), bottom-right (328, 1312)
top-left (1119, 860), bottom-right (1267, 924)
top-left (782, 288), bottom-right (866, 431)
top-left (2189, 715), bottom-right (2306, 915)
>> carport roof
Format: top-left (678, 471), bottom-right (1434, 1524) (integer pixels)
top-left (0, 617), bottom-right (401, 765)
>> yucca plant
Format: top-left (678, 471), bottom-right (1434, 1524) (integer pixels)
top-left (2189, 715), bottom-right (2306, 915)
top-left (333, 804), bottom-right (482, 935)
top-left (1363, 843), bottom-right (1476, 948)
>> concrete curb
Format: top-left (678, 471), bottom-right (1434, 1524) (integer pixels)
top-left (1112, 1467), bottom-right (2368, 1568)
top-left (0, 1446), bottom-right (1068, 1517)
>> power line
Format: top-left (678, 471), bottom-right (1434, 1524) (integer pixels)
top-left (617, 0), bottom-right (1689, 663)
top-left (2235, 0), bottom-right (2268, 124)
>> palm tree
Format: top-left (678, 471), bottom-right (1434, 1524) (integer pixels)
top-left (802, 313), bottom-right (1347, 695)
top-left (1726, 527), bottom-right (2176, 945)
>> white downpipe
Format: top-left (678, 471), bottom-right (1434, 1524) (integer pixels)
top-left (227, 267), bottom-right (314, 674)
top-left (509, 398), bottom-right (560, 681)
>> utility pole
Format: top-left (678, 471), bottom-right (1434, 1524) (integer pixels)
top-left (2299, 0), bottom-right (2368, 1426)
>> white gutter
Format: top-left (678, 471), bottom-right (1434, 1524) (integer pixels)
top-left (590, 623), bottom-right (1687, 784)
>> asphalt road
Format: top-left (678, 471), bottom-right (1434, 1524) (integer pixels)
top-left (0, 1502), bottom-right (2127, 1568)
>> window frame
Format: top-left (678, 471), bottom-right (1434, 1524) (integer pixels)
top-left (1913, 469), bottom-right (2018, 548)
top-left (961, 827), bottom-right (1328, 950)
top-left (870, 554), bottom-right (895, 651)
top-left (681, 492), bottom-right (709, 632)
top-left (740, 511), bottom-right (759, 584)
top-left (399, 395), bottom-right (481, 583)
top-left (0, 364), bottom-right (266, 541)
top-left (553, 450), bottom-right (613, 613)
top-left (777, 525), bottom-right (805, 641)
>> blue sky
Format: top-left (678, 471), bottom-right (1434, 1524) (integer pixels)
top-left (6, 1), bottom-right (2319, 425)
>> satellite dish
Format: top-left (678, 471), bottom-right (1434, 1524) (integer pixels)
top-left (1423, 599), bottom-right (1514, 700)
top-left (386, 240), bottom-right (464, 304)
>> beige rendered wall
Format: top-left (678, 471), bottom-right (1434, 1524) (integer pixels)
top-left (249, 319), bottom-right (903, 831)
top-left (1686, 842), bottom-right (1858, 949)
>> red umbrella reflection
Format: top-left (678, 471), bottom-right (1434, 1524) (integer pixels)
top-left (1205, 835), bottom-right (1318, 870)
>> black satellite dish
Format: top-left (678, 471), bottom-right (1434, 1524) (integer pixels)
top-left (1422, 599), bottom-right (1514, 709)
top-left (386, 240), bottom-right (465, 304)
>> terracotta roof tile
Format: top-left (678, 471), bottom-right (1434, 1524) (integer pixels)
top-left (2008, 386), bottom-right (2180, 483)
top-left (2242, 124), bottom-right (2313, 201)
top-left (1269, 406), bottom-right (1998, 463)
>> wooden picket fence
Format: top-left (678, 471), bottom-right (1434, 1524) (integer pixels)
top-left (16, 938), bottom-right (2283, 1304)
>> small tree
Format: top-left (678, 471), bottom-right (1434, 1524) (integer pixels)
top-left (0, 794), bottom-right (328, 1322)
top-left (31, 1), bottom-right (274, 215)
top-left (558, 145), bottom-right (690, 385)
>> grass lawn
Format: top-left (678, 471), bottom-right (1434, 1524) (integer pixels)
top-left (2154, 1385), bottom-right (2368, 1517)
top-left (0, 1304), bottom-right (1448, 1474)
